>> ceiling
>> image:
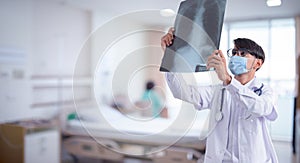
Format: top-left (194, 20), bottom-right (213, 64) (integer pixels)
top-left (63, 0), bottom-right (300, 26)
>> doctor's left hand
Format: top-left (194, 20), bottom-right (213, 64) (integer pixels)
top-left (207, 50), bottom-right (232, 85)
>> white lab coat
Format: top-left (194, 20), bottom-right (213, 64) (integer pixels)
top-left (165, 73), bottom-right (278, 163)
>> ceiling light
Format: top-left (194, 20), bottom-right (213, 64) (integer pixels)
top-left (160, 9), bottom-right (176, 17)
top-left (266, 0), bottom-right (282, 7)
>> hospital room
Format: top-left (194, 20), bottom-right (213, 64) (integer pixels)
top-left (1, 0), bottom-right (300, 162)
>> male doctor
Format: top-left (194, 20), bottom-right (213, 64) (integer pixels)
top-left (161, 29), bottom-right (278, 163)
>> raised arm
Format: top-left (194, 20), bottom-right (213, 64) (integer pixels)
top-left (165, 73), bottom-right (213, 110)
top-left (226, 78), bottom-right (277, 120)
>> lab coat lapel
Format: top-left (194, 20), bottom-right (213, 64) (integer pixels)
top-left (247, 77), bottom-right (262, 92)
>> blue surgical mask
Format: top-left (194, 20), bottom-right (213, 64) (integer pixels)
top-left (228, 56), bottom-right (249, 75)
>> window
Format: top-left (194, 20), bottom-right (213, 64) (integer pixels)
top-left (227, 18), bottom-right (295, 141)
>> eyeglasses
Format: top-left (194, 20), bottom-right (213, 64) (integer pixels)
top-left (227, 48), bottom-right (253, 58)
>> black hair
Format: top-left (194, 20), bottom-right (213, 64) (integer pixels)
top-left (146, 81), bottom-right (155, 90)
top-left (234, 38), bottom-right (265, 64)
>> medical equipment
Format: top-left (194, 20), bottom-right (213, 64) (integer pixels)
top-left (215, 88), bottom-right (225, 122)
top-left (160, 0), bottom-right (227, 72)
top-left (216, 83), bottom-right (264, 122)
top-left (254, 83), bottom-right (264, 96)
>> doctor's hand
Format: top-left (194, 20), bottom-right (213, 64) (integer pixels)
top-left (207, 50), bottom-right (232, 85)
top-left (161, 27), bottom-right (175, 51)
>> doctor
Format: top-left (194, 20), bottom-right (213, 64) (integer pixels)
top-left (161, 29), bottom-right (278, 163)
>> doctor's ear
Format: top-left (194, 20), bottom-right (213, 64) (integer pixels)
top-left (254, 59), bottom-right (263, 71)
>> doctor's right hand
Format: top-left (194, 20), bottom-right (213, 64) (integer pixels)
top-left (161, 27), bottom-right (175, 51)
top-left (207, 50), bottom-right (232, 85)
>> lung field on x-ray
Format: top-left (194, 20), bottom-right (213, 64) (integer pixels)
top-left (160, 0), bottom-right (227, 72)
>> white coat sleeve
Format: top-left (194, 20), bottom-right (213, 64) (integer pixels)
top-left (225, 78), bottom-right (277, 121)
top-left (165, 73), bottom-right (213, 110)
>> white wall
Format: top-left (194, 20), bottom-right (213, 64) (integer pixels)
top-left (0, 0), bottom-right (33, 53)
top-left (91, 12), bottom-right (153, 104)
top-left (31, 0), bottom-right (91, 76)
top-left (30, 0), bottom-right (91, 119)
top-left (0, 0), bottom-right (33, 122)
top-left (91, 11), bottom-right (178, 108)
top-left (0, 0), bottom-right (91, 122)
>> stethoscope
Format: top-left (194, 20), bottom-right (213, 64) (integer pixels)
top-left (215, 88), bottom-right (225, 122)
top-left (253, 83), bottom-right (264, 96)
top-left (215, 83), bottom-right (264, 122)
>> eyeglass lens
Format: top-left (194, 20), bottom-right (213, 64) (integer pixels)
top-left (229, 49), bottom-right (247, 57)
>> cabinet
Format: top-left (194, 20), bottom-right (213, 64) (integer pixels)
top-left (0, 122), bottom-right (60, 163)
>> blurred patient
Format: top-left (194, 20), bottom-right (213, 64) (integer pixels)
top-left (141, 81), bottom-right (164, 118)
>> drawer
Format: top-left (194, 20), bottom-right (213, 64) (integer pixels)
top-left (25, 130), bottom-right (60, 163)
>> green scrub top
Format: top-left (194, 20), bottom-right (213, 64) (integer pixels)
top-left (141, 90), bottom-right (163, 118)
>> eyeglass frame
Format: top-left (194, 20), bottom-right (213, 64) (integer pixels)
top-left (227, 48), bottom-right (258, 58)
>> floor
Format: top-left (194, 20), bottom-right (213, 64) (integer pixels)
top-left (62, 141), bottom-right (297, 163)
top-left (273, 141), bottom-right (297, 163)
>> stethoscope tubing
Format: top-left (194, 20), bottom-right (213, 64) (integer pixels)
top-left (216, 83), bottom-right (264, 122)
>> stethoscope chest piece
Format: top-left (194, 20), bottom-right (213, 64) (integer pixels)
top-left (215, 111), bottom-right (223, 122)
top-left (216, 88), bottom-right (225, 122)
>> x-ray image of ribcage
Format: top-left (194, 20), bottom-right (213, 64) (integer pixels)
top-left (160, 0), bottom-right (227, 72)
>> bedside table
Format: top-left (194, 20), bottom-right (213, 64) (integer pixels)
top-left (0, 120), bottom-right (60, 163)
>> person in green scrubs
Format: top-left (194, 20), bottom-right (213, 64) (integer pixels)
top-left (141, 81), bottom-right (164, 118)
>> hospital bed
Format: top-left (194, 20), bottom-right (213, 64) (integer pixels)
top-left (62, 105), bottom-right (208, 162)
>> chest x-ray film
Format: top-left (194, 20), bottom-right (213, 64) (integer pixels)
top-left (160, 0), bottom-right (227, 72)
